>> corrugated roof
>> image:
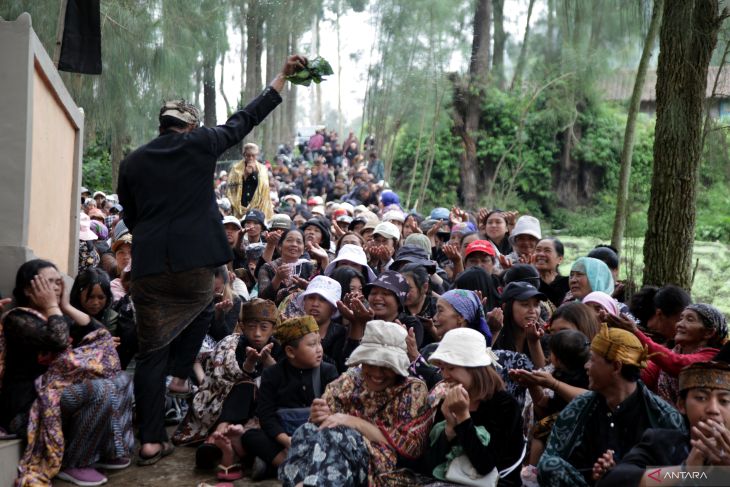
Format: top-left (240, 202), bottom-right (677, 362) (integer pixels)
top-left (601, 66), bottom-right (730, 101)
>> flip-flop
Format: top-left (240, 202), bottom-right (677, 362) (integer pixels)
top-left (195, 442), bottom-right (223, 470)
top-left (137, 442), bottom-right (175, 466)
top-left (216, 463), bottom-right (243, 481)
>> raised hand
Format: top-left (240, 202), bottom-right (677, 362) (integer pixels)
top-left (30, 274), bottom-right (59, 312)
top-left (310, 398), bottom-right (332, 425)
top-left (442, 243), bottom-right (462, 264)
top-left (215, 298), bottom-right (234, 314)
top-left (405, 327), bottom-right (419, 362)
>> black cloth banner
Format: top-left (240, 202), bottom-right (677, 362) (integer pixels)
top-left (57, 0), bottom-right (102, 74)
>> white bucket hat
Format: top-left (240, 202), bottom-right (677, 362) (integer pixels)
top-left (346, 320), bottom-right (410, 376)
top-left (221, 215), bottom-right (242, 231)
top-left (428, 328), bottom-right (502, 369)
top-left (373, 221), bottom-right (401, 241)
top-left (324, 244), bottom-right (377, 282)
top-left (508, 215), bottom-right (542, 246)
top-left (79, 213), bottom-right (98, 241)
top-left (295, 275), bottom-right (342, 317)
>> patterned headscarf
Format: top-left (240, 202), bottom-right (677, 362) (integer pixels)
top-left (239, 298), bottom-right (280, 327)
top-left (274, 316), bottom-right (319, 345)
top-left (159, 99), bottom-right (200, 126)
top-left (571, 257), bottom-right (614, 296)
top-left (441, 289), bottom-right (492, 345)
top-left (591, 323), bottom-right (648, 369)
top-left (686, 303), bottom-right (728, 343)
top-left (679, 361), bottom-right (730, 392)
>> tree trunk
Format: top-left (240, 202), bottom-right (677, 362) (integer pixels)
top-left (510, 0), bottom-right (535, 91)
top-left (312, 10), bottom-right (322, 123)
top-left (203, 59), bottom-right (216, 127)
top-left (643, 0), bottom-right (723, 289)
top-left (492, 0), bottom-right (505, 89)
top-left (245, 0), bottom-right (261, 102)
top-left (611, 0), bottom-right (663, 252)
top-left (452, 0), bottom-right (491, 210)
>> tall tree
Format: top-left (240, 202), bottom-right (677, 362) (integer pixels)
top-left (510, 0), bottom-right (535, 91)
top-left (643, 0), bottom-right (726, 288)
top-left (492, 0), bottom-right (506, 89)
top-left (452, 0), bottom-right (492, 209)
top-left (611, 0), bottom-right (663, 252)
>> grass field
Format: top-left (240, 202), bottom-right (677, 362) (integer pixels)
top-left (555, 237), bottom-right (730, 315)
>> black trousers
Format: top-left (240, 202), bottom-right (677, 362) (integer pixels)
top-left (241, 428), bottom-right (285, 465)
top-left (133, 301), bottom-right (213, 444)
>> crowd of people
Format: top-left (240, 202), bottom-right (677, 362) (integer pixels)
top-left (1, 54), bottom-right (730, 487)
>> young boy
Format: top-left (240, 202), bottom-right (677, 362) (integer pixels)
top-left (176, 299), bottom-right (282, 470)
top-left (227, 316), bottom-right (339, 480)
top-left (598, 361), bottom-right (730, 486)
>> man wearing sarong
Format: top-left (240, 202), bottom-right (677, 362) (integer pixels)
top-left (537, 324), bottom-right (686, 486)
top-left (117, 54), bottom-right (306, 465)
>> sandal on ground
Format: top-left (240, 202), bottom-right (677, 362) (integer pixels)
top-left (137, 442), bottom-right (174, 466)
top-left (195, 442), bottom-right (223, 470)
top-left (216, 463), bottom-right (243, 481)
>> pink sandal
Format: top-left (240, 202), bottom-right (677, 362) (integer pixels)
top-left (216, 463), bottom-right (243, 481)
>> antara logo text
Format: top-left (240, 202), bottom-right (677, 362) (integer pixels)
top-left (647, 468), bottom-right (709, 482)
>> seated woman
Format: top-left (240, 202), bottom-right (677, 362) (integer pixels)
top-left (258, 229), bottom-right (314, 305)
top-left (628, 284), bottom-right (691, 345)
top-left (421, 328), bottom-right (526, 486)
top-left (278, 320), bottom-right (433, 487)
top-left (70, 267), bottom-right (118, 335)
top-left (611, 303), bottom-right (726, 407)
top-left (338, 270), bottom-right (425, 349)
top-left (207, 266), bottom-right (244, 343)
top-left (0, 259), bottom-right (133, 487)
top-left (492, 282), bottom-right (548, 369)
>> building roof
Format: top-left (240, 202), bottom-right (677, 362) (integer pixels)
top-left (602, 66), bottom-right (730, 101)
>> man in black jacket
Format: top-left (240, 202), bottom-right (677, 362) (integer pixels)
top-left (117, 54), bottom-right (306, 464)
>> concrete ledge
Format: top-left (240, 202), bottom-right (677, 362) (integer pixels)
top-left (0, 439), bottom-right (22, 487)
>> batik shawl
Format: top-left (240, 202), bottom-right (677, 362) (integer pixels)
top-left (172, 334), bottom-right (254, 445)
top-left (16, 327), bottom-right (121, 487)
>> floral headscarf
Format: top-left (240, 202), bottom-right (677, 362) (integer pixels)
top-left (441, 289), bottom-right (492, 345)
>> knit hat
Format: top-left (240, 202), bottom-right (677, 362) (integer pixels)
top-left (324, 244), bottom-right (377, 282)
top-left (274, 316), bottom-right (319, 345)
top-left (404, 234), bottom-right (432, 257)
top-left (346, 320), bottom-right (410, 376)
top-left (590, 324), bottom-right (648, 368)
top-left (295, 276), bottom-right (342, 317)
top-left (440, 289), bottom-right (492, 344)
top-left (429, 328), bottom-right (502, 369)
top-left (79, 213), bottom-right (97, 241)
top-left (686, 303), bottom-right (728, 342)
top-left (373, 221), bottom-right (400, 242)
top-left (240, 298), bottom-right (280, 326)
top-left (679, 361), bottom-right (730, 392)
top-left (364, 270), bottom-right (409, 308)
top-left (508, 215), bottom-right (542, 246)
top-left (380, 190), bottom-right (400, 207)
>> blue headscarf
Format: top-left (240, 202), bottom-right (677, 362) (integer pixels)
top-left (441, 289), bottom-right (492, 345)
top-left (571, 257), bottom-right (614, 296)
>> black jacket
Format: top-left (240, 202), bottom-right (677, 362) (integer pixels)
top-left (117, 87), bottom-right (282, 279)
